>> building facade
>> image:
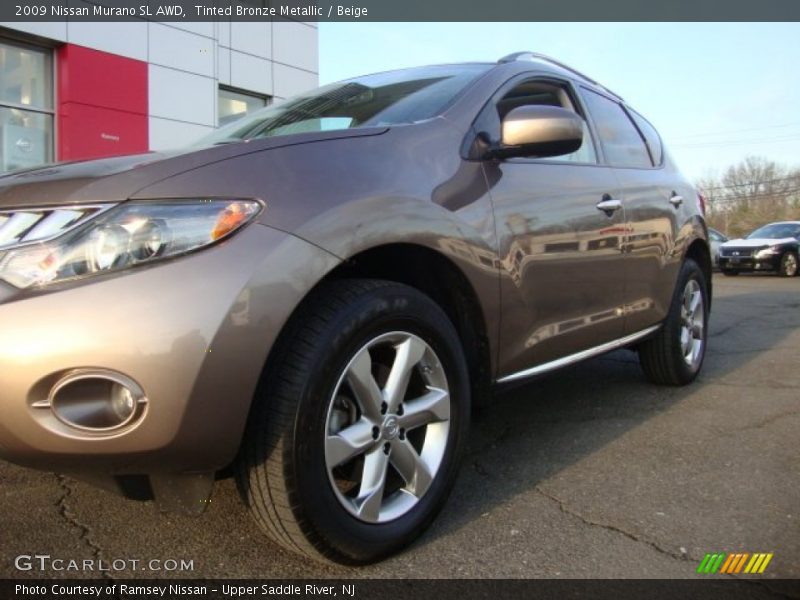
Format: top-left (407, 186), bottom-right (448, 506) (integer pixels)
top-left (0, 19), bottom-right (319, 172)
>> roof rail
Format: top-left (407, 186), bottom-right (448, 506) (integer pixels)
top-left (497, 51), bottom-right (623, 100)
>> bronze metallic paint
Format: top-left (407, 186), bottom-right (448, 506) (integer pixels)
top-left (0, 57), bottom-right (709, 509)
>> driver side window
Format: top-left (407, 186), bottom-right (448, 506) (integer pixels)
top-left (496, 79), bottom-right (597, 164)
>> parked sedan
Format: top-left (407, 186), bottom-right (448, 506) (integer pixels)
top-left (0, 52), bottom-right (711, 564)
top-left (718, 221), bottom-right (800, 277)
top-left (708, 227), bottom-right (728, 269)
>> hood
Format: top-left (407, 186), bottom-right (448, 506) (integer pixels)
top-left (722, 237), bottom-right (798, 248)
top-left (0, 128), bottom-right (387, 209)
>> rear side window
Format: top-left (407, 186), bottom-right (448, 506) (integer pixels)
top-left (581, 88), bottom-right (652, 168)
top-left (629, 110), bottom-right (664, 166)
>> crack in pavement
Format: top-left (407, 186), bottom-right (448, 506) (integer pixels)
top-left (533, 488), bottom-right (800, 597)
top-left (533, 485), bottom-right (695, 564)
top-left (710, 348), bottom-right (798, 357)
top-left (734, 409), bottom-right (800, 433)
top-left (697, 378), bottom-right (799, 391)
top-left (55, 474), bottom-right (115, 581)
top-left (708, 322), bottom-right (741, 338)
top-left (465, 423), bottom-right (514, 462)
top-left (469, 466), bottom-right (798, 593)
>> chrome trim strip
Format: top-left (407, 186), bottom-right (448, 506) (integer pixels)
top-left (496, 324), bottom-right (661, 384)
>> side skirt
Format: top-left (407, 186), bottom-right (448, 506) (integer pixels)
top-left (495, 325), bottom-right (661, 385)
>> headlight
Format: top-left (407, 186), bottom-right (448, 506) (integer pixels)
top-left (755, 246), bottom-right (781, 258)
top-left (0, 199), bottom-right (261, 289)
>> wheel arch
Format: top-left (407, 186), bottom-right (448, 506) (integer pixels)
top-left (684, 234), bottom-right (713, 310)
top-left (322, 243), bottom-right (494, 407)
top-left (258, 242), bottom-right (495, 413)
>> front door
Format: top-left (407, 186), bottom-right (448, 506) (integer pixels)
top-left (478, 76), bottom-right (629, 377)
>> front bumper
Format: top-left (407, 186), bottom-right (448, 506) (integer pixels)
top-left (0, 223), bottom-right (338, 480)
top-left (718, 254), bottom-right (780, 272)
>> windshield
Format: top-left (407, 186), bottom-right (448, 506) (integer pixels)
top-left (746, 223), bottom-right (800, 240)
top-left (196, 64), bottom-right (491, 145)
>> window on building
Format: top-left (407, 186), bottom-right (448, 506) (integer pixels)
top-left (0, 39), bottom-right (54, 172)
top-left (218, 87), bottom-right (269, 127)
top-left (581, 88), bottom-right (652, 168)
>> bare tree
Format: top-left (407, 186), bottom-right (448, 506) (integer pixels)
top-left (696, 156), bottom-right (800, 237)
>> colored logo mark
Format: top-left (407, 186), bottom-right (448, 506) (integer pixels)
top-left (697, 552), bottom-right (773, 574)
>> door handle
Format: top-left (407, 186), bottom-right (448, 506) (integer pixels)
top-left (596, 197), bottom-right (622, 215)
top-left (669, 194), bottom-right (684, 207)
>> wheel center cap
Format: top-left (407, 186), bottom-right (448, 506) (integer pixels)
top-left (382, 416), bottom-right (399, 440)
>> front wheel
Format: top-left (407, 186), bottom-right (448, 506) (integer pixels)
top-left (237, 279), bottom-right (470, 564)
top-left (639, 259), bottom-right (709, 386)
top-left (778, 252), bottom-right (798, 277)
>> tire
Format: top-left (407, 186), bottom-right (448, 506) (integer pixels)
top-left (237, 279), bottom-right (470, 564)
top-left (778, 252), bottom-right (798, 277)
top-left (639, 259), bottom-right (709, 386)
top-left (721, 269), bottom-right (739, 277)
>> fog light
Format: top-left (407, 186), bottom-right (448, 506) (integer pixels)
top-left (45, 371), bottom-right (147, 432)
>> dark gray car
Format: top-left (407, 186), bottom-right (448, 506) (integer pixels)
top-left (0, 52), bottom-right (711, 564)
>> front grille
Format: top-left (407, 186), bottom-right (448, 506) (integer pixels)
top-left (720, 247), bottom-right (755, 258)
top-left (0, 205), bottom-right (113, 251)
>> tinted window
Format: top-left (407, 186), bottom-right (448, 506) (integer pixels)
top-left (629, 110), bottom-right (663, 166)
top-left (198, 64), bottom-right (491, 145)
top-left (581, 89), bottom-right (651, 168)
top-left (747, 223), bottom-right (800, 240)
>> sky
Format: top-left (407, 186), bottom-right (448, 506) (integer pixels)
top-left (318, 22), bottom-right (800, 182)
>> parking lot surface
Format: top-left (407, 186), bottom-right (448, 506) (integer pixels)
top-left (1, 274), bottom-right (798, 583)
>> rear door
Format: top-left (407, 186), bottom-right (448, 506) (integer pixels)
top-left (579, 88), bottom-right (683, 334)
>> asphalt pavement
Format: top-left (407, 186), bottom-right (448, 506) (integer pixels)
top-left (1, 273), bottom-right (798, 584)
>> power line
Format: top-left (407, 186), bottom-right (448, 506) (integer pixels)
top-left (674, 135), bottom-right (800, 149)
top-left (699, 176), bottom-right (800, 191)
top-left (703, 187), bottom-right (800, 204)
top-left (670, 121), bottom-right (800, 140)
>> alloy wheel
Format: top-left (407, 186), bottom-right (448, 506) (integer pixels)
top-left (783, 253), bottom-right (798, 277)
top-left (324, 332), bottom-right (450, 524)
top-left (679, 279), bottom-right (705, 368)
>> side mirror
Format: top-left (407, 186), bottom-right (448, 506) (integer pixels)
top-left (493, 105), bottom-right (585, 159)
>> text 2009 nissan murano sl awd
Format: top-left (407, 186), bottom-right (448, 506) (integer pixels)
top-left (0, 52), bottom-right (711, 564)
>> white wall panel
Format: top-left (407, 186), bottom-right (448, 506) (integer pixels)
top-left (149, 116), bottom-right (212, 150)
top-left (273, 63), bottom-right (318, 98)
top-left (217, 46), bottom-right (231, 86)
top-left (217, 21), bottom-right (231, 48)
top-left (156, 21), bottom-right (215, 38)
top-left (67, 21), bottom-right (147, 61)
top-left (149, 23), bottom-right (214, 77)
top-left (230, 22), bottom-right (270, 58)
top-left (230, 51), bottom-right (272, 96)
top-left (273, 22), bottom-right (317, 73)
top-left (149, 65), bottom-right (216, 126)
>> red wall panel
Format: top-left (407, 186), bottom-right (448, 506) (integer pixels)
top-left (57, 44), bottom-right (148, 162)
